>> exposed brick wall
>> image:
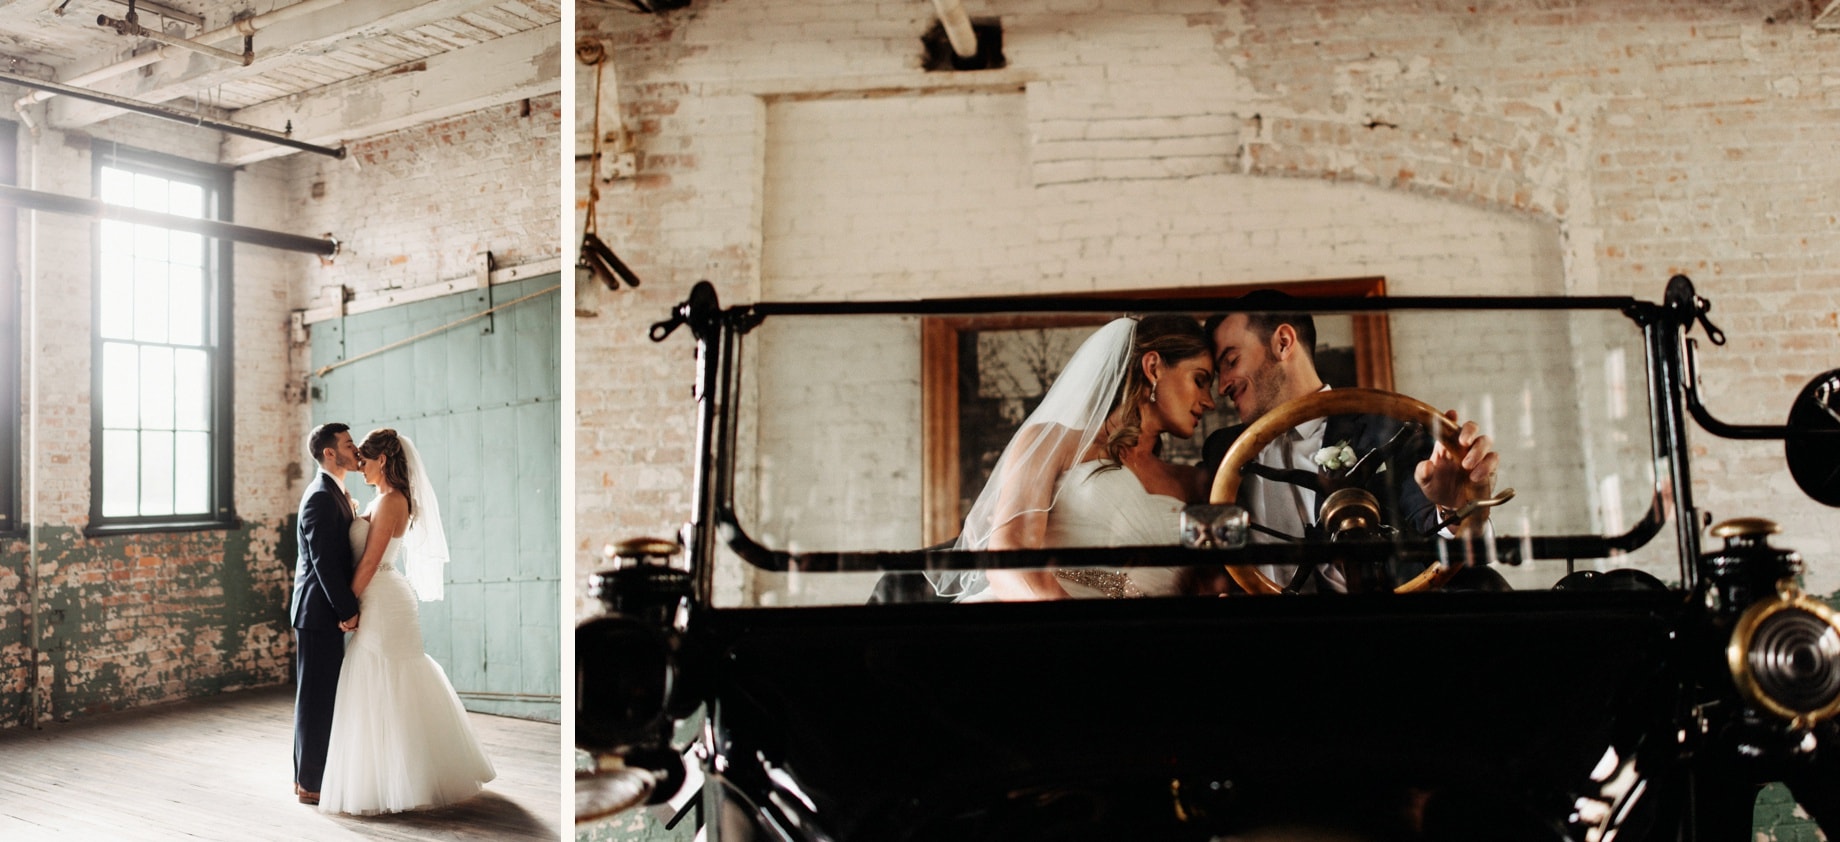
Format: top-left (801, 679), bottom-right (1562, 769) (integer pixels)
top-left (585, 2), bottom-right (1839, 838)
top-left (0, 535), bottom-right (26, 726)
top-left (1214, 1), bottom-right (1840, 597)
top-left (1, 526), bottom-right (291, 725)
top-left (286, 95), bottom-right (563, 303)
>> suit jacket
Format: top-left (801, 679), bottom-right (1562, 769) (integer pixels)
top-left (291, 470), bottom-right (361, 630)
top-left (1201, 413), bottom-right (1441, 537)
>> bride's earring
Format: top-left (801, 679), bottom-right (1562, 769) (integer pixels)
top-left (1150, 379), bottom-right (1159, 403)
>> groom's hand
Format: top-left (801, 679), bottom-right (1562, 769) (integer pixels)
top-left (1415, 410), bottom-right (1498, 512)
top-left (338, 613), bottom-right (360, 632)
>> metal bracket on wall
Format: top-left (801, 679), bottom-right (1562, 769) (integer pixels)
top-left (313, 284), bottom-right (350, 371)
top-left (479, 251), bottom-right (497, 335)
top-left (306, 272), bottom-right (558, 379)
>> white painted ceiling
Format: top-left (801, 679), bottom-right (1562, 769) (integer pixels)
top-left (0, 0), bottom-right (561, 162)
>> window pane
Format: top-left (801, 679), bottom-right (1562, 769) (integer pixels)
top-left (175, 432), bottom-right (209, 514)
top-left (134, 173), bottom-right (168, 213)
top-left (133, 222), bottom-right (169, 262)
top-left (139, 431), bottom-right (174, 516)
top-left (101, 342), bottom-right (139, 430)
top-left (101, 430), bottom-right (138, 517)
top-left (98, 253), bottom-right (134, 340)
top-left (99, 167), bottom-right (133, 206)
top-left (168, 267), bottom-right (203, 346)
top-left (99, 220), bottom-right (134, 255)
top-left (169, 182), bottom-right (203, 219)
top-left (174, 349), bottom-right (207, 431)
top-left (170, 231), bottom-right (204, 267)
top-left (132, 259), bottom-right (168, 343)
top-left (140, 345), bottom-right (174, 431)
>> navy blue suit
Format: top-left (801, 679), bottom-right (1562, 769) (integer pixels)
top-left (1201, 413), bottom-right (1441, 537)
top-left (291, 470), bottom-right (360, 793)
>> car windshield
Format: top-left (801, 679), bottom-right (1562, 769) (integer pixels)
top-left (711, 302), bottom-right (1673, 608)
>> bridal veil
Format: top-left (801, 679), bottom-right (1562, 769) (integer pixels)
top-left (930, 316), bottom-right (1138, 597)
top-left (396, 434), bottom-right (450, 601)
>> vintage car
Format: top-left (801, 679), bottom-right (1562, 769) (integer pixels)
top-left (577, 276), bottom-right (1840, 841)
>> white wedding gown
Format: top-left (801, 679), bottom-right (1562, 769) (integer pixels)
top-left (1043, 460), bottom-right (1185, 598)
top-left (318, 517), bottom-right (496, 815)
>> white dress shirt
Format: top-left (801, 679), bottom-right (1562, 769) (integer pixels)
top-left (327, 470), bottom-right (359, 517)
top-left (1237, 385), bottom-right (1483, 591)
top-left (1242, 388), bottom-right (1347, 591)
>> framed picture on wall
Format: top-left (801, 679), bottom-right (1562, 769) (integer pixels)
top-left (920, 278), bottom-right (1393, 545)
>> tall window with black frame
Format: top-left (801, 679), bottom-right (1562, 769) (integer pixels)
top-left (88, 144), bottom-right (234, 533)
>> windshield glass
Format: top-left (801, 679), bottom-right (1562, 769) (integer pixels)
top-left (713, 304), bottom-right (1671, 608)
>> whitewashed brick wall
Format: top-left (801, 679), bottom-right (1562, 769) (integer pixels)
top-left (287, 96), bottom-right (563, 304)
top-left (19, 125), bottom-right (95, 528)
top-left (587, 0), bottom-right (1840, 614)
top-left (231, 151), bottom-right (300, 525)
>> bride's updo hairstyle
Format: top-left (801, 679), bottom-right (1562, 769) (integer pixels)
top-left (1101, 314), bottom-right (1211, 465)
top-left (357, 428), bottom-right (416, 522)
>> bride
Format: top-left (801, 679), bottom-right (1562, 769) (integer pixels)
top-left (940, 314), bottom-right (1217, 601)
top-left (318, 428), bottom-right (496, 814)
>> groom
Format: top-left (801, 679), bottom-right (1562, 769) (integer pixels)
top-left (1201, 291), bottom-right (1500, 591)
top-left (291, 422), bottom-right (363, 805)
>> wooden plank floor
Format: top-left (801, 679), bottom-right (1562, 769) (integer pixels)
top-left (0, 684), bottom-right (562, 841)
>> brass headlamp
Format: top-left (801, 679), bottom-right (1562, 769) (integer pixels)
top-left (1728, 582), bottom-right (1840, 728)
top-left (1716, 519), bottom-right (1840, 728)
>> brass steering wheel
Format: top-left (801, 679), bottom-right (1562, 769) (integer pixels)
top-left (1208, 388), bottom-right (1491, 595)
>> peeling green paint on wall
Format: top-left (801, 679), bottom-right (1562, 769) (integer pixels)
top-left (0, 520), bottom-right (293, 730)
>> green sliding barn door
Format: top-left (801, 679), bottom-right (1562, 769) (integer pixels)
top-left (308, 274), bottom-right (560, 721)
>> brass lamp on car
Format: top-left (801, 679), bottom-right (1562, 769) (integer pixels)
top-left (1728, 582), bottom-right (1840, 728)
top-left (1718, 519), bottom-right (1840, 729)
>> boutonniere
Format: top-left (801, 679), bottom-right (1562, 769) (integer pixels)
top-left (1312, 440), bottom-right (1357, 472)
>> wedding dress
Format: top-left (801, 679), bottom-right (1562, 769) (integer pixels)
top-left (1045, 460), bottom-right (1184, 598)
top-left (934, 317), bottom-right (1193, 601)
top-left (318, 516), bottom-right (495, 814)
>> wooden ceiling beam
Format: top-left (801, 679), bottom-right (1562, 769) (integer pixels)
top-left (45, 0), bottom-right (505, 128)
top-left (221, 22), bottom-right (559, 165)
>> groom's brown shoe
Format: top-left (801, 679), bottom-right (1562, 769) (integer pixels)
top-left (294, 783), bottom-right (320, 805)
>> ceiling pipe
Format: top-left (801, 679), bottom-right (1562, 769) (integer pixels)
top-left (0, 70), bottom-right (346, 159)
top-left (96, 13), bottom-right (252, 66)
top-left (13, 50), bottom-right (166, 116)
top-left (929, 0), bottom-right (979, 59)
top-left (89, 0), bottom-right (205, 28)
top-left (0, 183), bottom-right (340, 256)
top-left (15, 0), bottom-right (347, 111)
